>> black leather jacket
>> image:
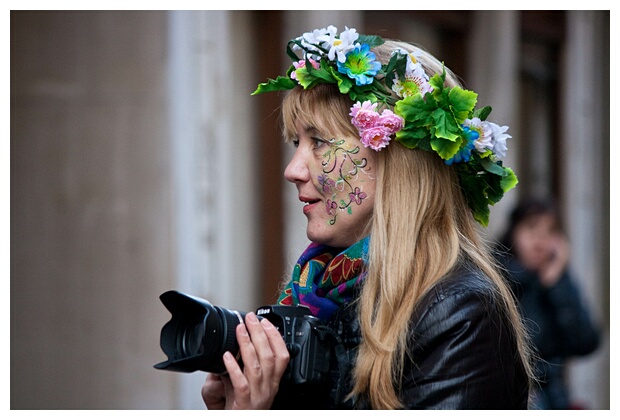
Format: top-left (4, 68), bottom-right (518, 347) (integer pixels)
top-left (272, 263), bottom-right (530, 409)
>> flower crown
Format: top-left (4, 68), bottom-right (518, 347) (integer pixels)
top-left (252, 25), bottom-right (518, 226)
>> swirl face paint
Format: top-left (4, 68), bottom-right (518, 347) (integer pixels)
top-left (319, 138), bottom-right (372, 225)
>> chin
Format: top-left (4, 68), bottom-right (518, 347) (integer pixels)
top-left (307, 230), bottom-right (357, 249)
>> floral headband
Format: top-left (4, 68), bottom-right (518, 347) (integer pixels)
top-left (252, 25), bottom-right (518, 226)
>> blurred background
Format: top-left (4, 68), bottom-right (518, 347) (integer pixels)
top-left (10, 10), bottom-right (609, 409)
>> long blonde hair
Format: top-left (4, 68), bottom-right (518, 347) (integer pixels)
top-left (281, 40), bottom-right (534, 409)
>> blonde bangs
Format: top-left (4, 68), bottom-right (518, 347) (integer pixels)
top-left (281, 84), bottom-right (358, 142)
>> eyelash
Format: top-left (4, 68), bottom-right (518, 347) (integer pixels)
top-left (291, 137), bottom-right (328, 149)
top-left (311, 137), bottom-right (327, 149)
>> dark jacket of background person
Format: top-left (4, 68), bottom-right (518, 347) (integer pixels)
top-left (272, 262), bottom-right (530, 409)
top-left (499, 198), bottom-right (600, 409)
top-left (501, 256), bottom-right (599, 409)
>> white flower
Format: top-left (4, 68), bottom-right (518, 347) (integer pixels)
top-left (463, 118), bottom-right (511, 160)
top-left (391, 62), bottom-right (433, 98)
top-left (319, 26), bottom-right (359, 63)
top-left (391, 48), bottom-right (425, 73)
top-left (488, 122), bottom-right (511, 160)
top-left (293, 25), bottom-right (337, 57)
top-left (463, 118), bottom-right (493, 154)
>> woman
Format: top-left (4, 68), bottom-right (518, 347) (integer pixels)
top-left (499, 198), bottom-right (599, 409)
top-left (201, 25), bottom-right (534, 409)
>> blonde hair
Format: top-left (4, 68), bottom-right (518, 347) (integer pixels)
top-left (281, 40), bottom-right (534, 409)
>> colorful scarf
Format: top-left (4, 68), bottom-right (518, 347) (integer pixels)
top-left (278, 237), bottom-right (369, 321)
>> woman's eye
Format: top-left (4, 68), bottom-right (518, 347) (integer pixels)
top-left (311, 137), bottom-right (327, 149)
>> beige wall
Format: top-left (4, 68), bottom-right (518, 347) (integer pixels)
top-left (11, 11), bottom-right (178, 408)
top-left (11, 10), bottom-right (260, 409)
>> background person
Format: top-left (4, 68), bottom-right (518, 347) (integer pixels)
top-left (499, 197), bottom-right (600, 409)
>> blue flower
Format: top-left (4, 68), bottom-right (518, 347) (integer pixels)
top-left (337, 44), bottom-right (382, 86)
top-left (446, 128), bottom-right (477, 165)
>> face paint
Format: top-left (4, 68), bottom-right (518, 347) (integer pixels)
top-left (319, 138), bottom-right (371, 225)
top-left (284, 124), bottom-right (377, 248)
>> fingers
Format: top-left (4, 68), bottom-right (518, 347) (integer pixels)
top-left (260, 318), bottom-right (290, 382)
top-left (222, 312), bottom-right (288, 409)
top-left (222, 350), bottom-right (251, 408)
top-left (201, 373), bottom-right (227, 410)
top-left (239, 313), bottom-right (276, 379)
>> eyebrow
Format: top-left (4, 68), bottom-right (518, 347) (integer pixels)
top-left (302, 125), bottom-right (319, 137)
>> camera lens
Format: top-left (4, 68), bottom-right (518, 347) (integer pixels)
top-left (178, 320), bottom-right (205, 358)
top-left (155, 291), bottom-right (247, 374)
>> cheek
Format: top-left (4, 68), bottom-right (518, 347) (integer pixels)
top-left (320, 141), bottom-right (375, 224)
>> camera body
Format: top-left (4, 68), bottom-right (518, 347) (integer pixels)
top-left (154, 290), bottom-right (333, 385)
top-left (256, 304), bottom-right (331, 385)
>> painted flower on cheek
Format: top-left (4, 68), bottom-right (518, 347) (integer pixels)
top-left (349, 187), bottom-right (367, 205)
top-left (318, 174), bottom-right (336, 193)
top-left (326, 199), bottom-right (338, 216)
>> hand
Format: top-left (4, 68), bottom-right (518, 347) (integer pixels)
top-left (539, 233), bottom-right (570, 288)
top-left (201, 372), bottom-right (228, 410)
top-left (201, 312), bottom-right (290, 409)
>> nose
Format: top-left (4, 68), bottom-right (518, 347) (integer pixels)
top-left (284, 147), bottom-right (310, 184)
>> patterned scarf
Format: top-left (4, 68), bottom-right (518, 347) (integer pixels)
top-left (278, 236), bottom-right (369, 321)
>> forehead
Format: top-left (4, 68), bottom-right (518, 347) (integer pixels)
top-left (521, 213), bottom-right (556, 230)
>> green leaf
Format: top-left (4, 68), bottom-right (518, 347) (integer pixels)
top-left (474, 208), bottom-right (490, 227)
top-left (395, 127), bottom-right (430, 149)
top-left (349, 90), bottom-right (377, 103)
top-left (286, 40), bottom-right (302, 61)
top-left (430, 108), bottom-right (460, 141)
top-left (500, 167), bottom-right (519, 192)
top-left (358, 34), bottom-right (385, 48)
top-left (480, 157), bottom-right (506, 176)
top-left (429, 67), bottom-right (446, 97)
top-left (293, 59), bottom-right (337, 89)
top-left (252, 76), bottom-right (296, 95)
top-left (384, 51), bottom-right (408, 88)
top-left (458, 170), bottom-right (491, 226)
top-left (309, 59), bottom-right (338, 82)
top-left (448, 86), bottom-right (477, 124)
top-left (486, 174), bottom-right (505, 204)
top-left (430, 136), bottom-right (461, 160)
top-left (473, 106), bottom-right (492, 121)
top-left (329, 67), bottom-right (352, 94)
top-left (395, 95), bottom-right (436, 125)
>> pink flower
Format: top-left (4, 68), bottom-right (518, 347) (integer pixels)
top-left (378, 109), bottom-right (404, 134)
top-left (360, 126), bottom-right (392, 151)
top-left (325, 199), bottom-right (338, 216)
top-left (350, 101), bottom-right (380, 130)
top-left (349, 187), bottom-right (367, 205)
top-left (350, 101), bottom-right (403, 151)
top-left (349, 100), bottom-right (377, 117)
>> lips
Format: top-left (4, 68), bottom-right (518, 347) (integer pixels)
top-left (299, 195), bottom-right (321, 214)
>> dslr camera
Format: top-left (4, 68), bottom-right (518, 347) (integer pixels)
top-left (154, 290), bottom-right (334, 385)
